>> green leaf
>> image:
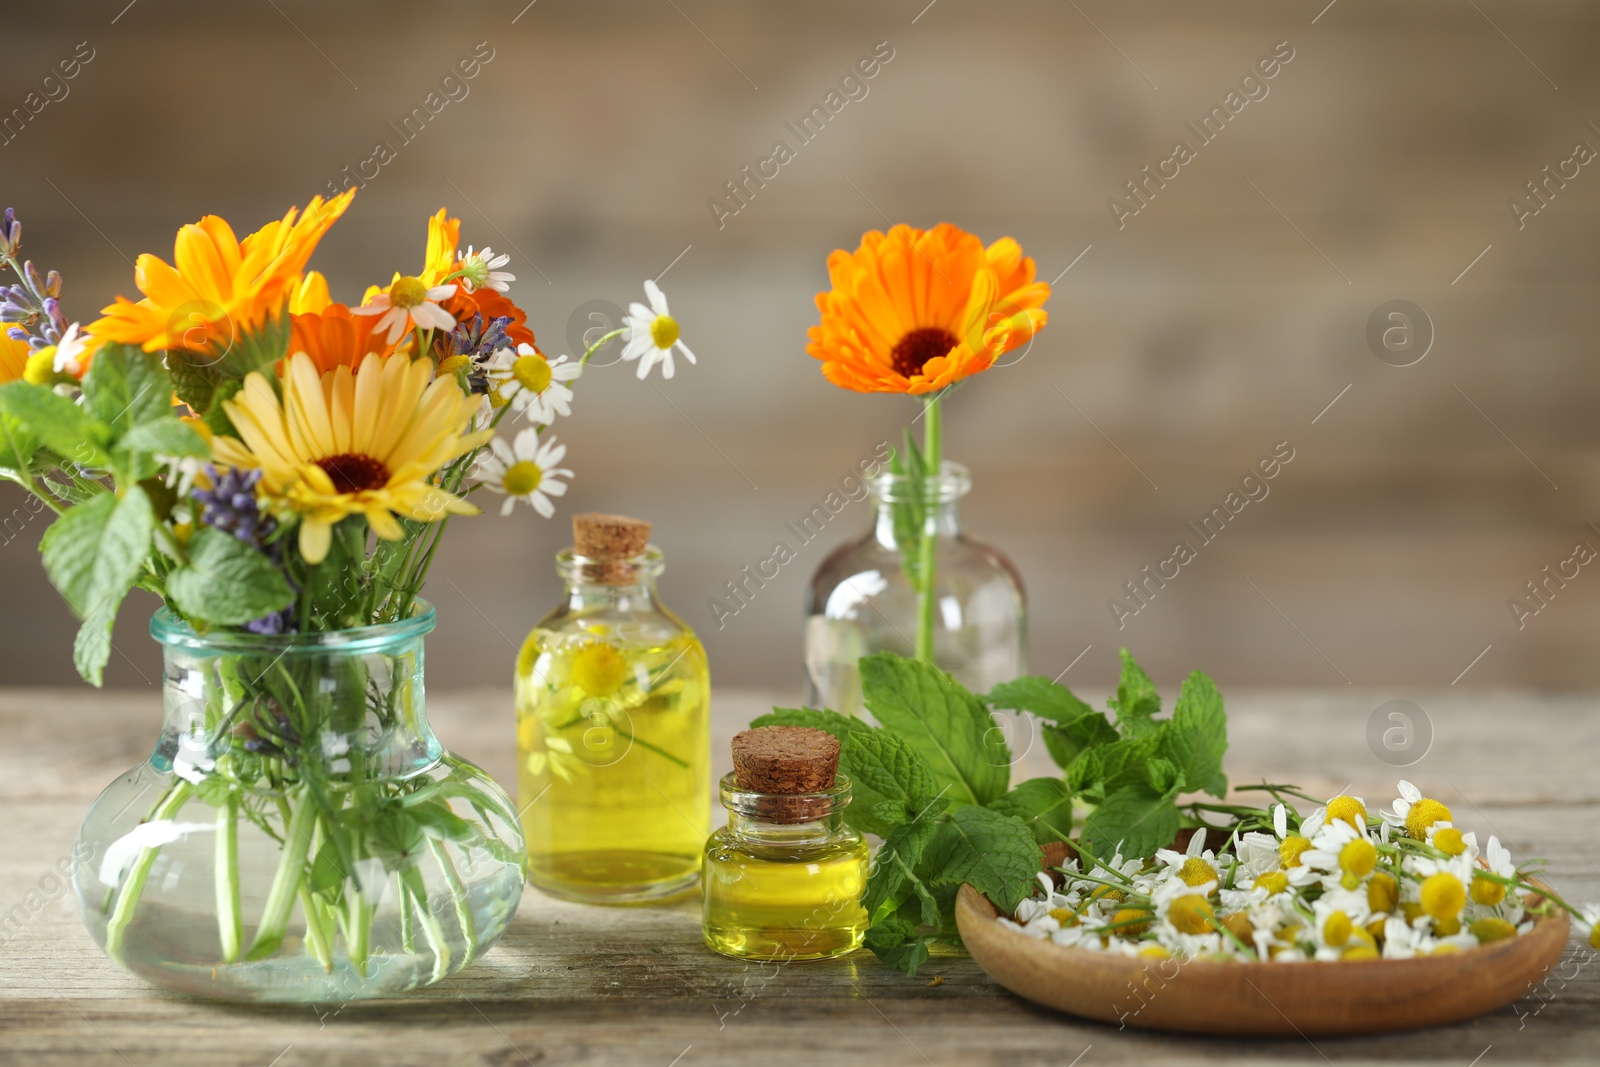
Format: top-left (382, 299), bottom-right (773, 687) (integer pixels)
top-left (1067, 731), bottom-right (1164, 799)
top-left (81, 343), bottom-right (171, 438)
top-left (120, 417), bottom-right (208, 459)
top-left (0, 410), bottom-right (39, 477)
top-left (751, 706), bottom-right (872, 744)
top-left (1145, 757), bottom-right (1182, 796)
top-left (308, 838), bottom-right (347, 894)
top-left (0, 381), bottom-right (110, 468)
top-left (986, 777), bottom-right (1074, 844)
top-left (862, 816), bottom-right (941, 920)
top-left (842, 728), bottom-right (947, 832)
top-left (863, 911), bottom-right (933, 977)
top-left (1164, 670), bottom-right (1229, 797)
top-left (166, 527), bottom-right (293, 626)
top-left (1108, 648), bottom-right (1161, 736)
top-left (1079, 782), bottom-right (1182, 860)
top-left (988, 675), bottom-right (1119, 769)
top-left (45, 488), bottom-right (155, 686)
top-left (923, 805), bottom-right (1041, 914)
top-left (860, 653), bottom-right (1010, 806)
top-left (409, 801), bottom-right (476, 842)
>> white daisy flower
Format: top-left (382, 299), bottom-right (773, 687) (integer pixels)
top-left (459, 245), bottom-right (515, 293)
top-left (485, 343), bottom-right (581, 425)
top-left (620, 279), bottom-right (696, 380)
top-left (475, 428), bottom-right (573, 517)
top-left (352, 275), bottom-right (458, 343)
top-left (51, 322), bottom-right (93, 376)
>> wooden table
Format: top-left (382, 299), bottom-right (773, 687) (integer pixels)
top-left (2, 687), bottom-right (1596, 1065)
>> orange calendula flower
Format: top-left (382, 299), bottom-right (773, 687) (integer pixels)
top-left (91, 189), bottom-right (356, 354)
top-left (807, 223), bottom-right (1051, 395)
top-left (289, 304), bottom-right (398, 375)
top-left (0, 333), bottom-right (30, 384)
top-left (289, 271), bottom-right (334, 315)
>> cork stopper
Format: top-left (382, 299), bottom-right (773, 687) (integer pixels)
top-left (572, 513), bottom-right (652, 585)
top-left (731, 726), bottom-right (840, 822)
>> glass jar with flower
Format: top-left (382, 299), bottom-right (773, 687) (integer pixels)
top-left (801, 224), bottom-right (1050, 713)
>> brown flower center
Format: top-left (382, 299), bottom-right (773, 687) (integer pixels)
top-left (890, 327), bottom-right (958, 379)
top-left (317, 453), bottom-right (390, 494)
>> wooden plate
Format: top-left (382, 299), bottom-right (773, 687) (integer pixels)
top-left (956, 842), bottom-right (1570, 1035)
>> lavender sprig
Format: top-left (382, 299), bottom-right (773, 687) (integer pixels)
top-left (1, 208), bottom-right (69, 351)
top-left (192, 466), bottom-right (295, 633)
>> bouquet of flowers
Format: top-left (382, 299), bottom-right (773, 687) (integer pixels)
top-left (0, 192), bottom-right (694, 994)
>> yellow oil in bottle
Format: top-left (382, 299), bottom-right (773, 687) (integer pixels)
top-left (702, 829), bottom-right (869, 960)
top-left (516, 549), bottom-right (711, 904)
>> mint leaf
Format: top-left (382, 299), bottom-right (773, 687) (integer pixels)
top-left (49, 488), bottom-right (155, 686)
top-left (863, 911), bottom-right (933, 977)
top-left (1145, 757), bottom-right (1182, 796)
top-left (988, 674), bottom-right (1119, 770)
top-left (923, 805), bottom-right (1041, 914)
top-left (82, 344), bottom-right (171, 439)
top-left (121, 417), bottom-right (208, 459)
top-left (1067, 731), bottom-right (1163, 798)
top-left (166, 527), bottom-right (293, 626)
top-left (860, 653), bottom-right (1009, 805)
top-left (0, 410), bottom-right (39, 477)
top-left (1164, 670), bottom-right (1229, 797)
top-left (752, 706), bottom-right (871, 743)
top-left (842, 728), bottom-right (947, 835)
top-left (0, 381), bottom-right (110, 468)
top-left (863, 816), bottom-right (941, 920)
top-left (1080, 782), bottom-right (1181, 860)
top-left (987, 777), bottom-right (1074, 844)
top-left (1108, 648), bottom-right (1161, 736)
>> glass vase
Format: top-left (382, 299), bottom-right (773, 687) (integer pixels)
top-left (72, 603), bottom-right (526, 1002)
top-left (803, 460), bottom-right (1026, 715)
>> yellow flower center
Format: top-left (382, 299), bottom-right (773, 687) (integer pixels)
top-left (1113, 907), bottom-right (1153, 935)
top-left (1326, 795), bottom-right (1367, 829)
top-left (1469, 917), bottom-right (1518, 944)
top-left (1368, 871), bottom-right (1399, 914)
top-left (1420, 872), bottom-right (1466, 923)
top-left (1469, 874), bottom-right (1506, 907)
top-left (23, 347), bottom-right (58, 385)
top-left (488, 382), bottom-right (511, 409)
top-left (1339, 839), bottom-right (1377, 889)
top-left (1048, 907), bottom-right (1077, 927)
top-left (570, 641), bottom-right (629, 696)
top-left (1088, 885), bottom-right (1124, 904)
top-left (1177, 857), bottom-right (1218, 887)
top-left (513, 353), bottom-right (553, 394)
top-left (1591, 925), bottom-right (1600, 952)
top-left (1341, 944), bottom-right (1380, 961)
top-left (1405, 798), bottom-right (1453, 840)
top-left (1280, 835), bottom-right (1313, 868)
top-left (649, 314), bottom-right (679, 349)
top-left (1431, 943), bottom-right (1460, 956)
top-left (1323, 910), bottom-right (1352, 947)
top-left (1220, 911), bottom-right (1254, 944)
top-left (1433, 827), bottom-right (1466, 856)
top-left (1137, 945), bottom-right (1171, 959)
top-left (1168, 894), bottom-right (1216, 935)
top-left (1255, 871), bottom-right (1289, 896)
top-left (501, 460), bottom-right (543, 497)
top-left (437, 353), bottom-right (472, 376)
top-left (389, 275), bottom-right (429, 308)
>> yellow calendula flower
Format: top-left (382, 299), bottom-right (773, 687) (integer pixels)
top-left (216, 351), bottom-right (489, 564)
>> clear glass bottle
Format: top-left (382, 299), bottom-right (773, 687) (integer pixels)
top-left (73, 604), bottom-right (527, 1002)
top-left (702, 772), bottom-right (868, 960)
top-left (516, 517), bottom-right (711, 904)
top-left (804, 460), bottom-right (1026, 715)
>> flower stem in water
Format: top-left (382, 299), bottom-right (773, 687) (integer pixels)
top-left (215, 791), bottom-right (242, 963)
top-left (246, 790), bottom-right (317, 960)
top-left (104, 780), bottom-right (195, 963)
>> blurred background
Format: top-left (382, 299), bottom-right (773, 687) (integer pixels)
top-left (3, 0), bottom-right (1599, 696)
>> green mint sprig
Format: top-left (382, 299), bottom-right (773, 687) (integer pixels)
top-left (754, 648), bottom-right (1230, 976)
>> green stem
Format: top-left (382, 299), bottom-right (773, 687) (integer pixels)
top-left (215, 791), bottom-right (242, 963)
top-left (398, 873), bottom-right (416, 954)
top-left (915, 395), bottom-right (942, 662)
top-left (578, 328), bottom-right (625, 369)
top-left (104, 780), bottom-right (195, 963)
top-left (346, 885), bottom-right (373, 978)
top-left (400, 865), bottom-right (452, 980)
top-left (245, 789), bottom-right (317, 960)
top-left (298, 886), bottom-right (334, 972)
top-left (428, 840), bottom-right (477, 962)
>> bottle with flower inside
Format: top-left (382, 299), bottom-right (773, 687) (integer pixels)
top-left (516, 512), bottom-right (712, 903)
top-left (801, 224), bottom-right (1050, 713)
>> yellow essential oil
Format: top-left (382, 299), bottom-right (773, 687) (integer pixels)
top-left (702, 733), bottom-right (867, 961)
top-left (517, 519), bottom-right (711, 904)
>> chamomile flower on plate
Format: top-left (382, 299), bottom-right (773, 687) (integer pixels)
top-left (621, 279), bottom-right (696, 380)
top-left (486, 343), bottom-right (580, 425)
top-left (476, 427), bottom-right (572, 517)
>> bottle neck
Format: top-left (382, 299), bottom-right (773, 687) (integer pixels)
top-left (726, 809), bottom-right (847, 845)
top-left (872, 497), bottom-right (963, 548)
top-left (555, 546), bottom-right (666, 611)
top-left (561, 579), bottom-right (661, 613)
top-left (719, 772), bottom-right (852, 845)
top-left (868, 460), bottom-right (972, 550)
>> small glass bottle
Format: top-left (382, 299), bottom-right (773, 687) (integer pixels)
top-left (804, 460), bottom-right (1026, 715)
top-left (516, 513), bottom-right (711, 904)
top-left (702, 726), bottom-right (868, 960)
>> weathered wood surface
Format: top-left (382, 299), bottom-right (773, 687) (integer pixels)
top-left (1, 687), bottom-right (1596, 1066)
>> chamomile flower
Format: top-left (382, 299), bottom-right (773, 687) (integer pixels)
top-left (1470, 836), bottom-right (1515, 907)
top-left (353, 275), bottom-right (458, 343)
top-left (458, 245), bottom-right (515, 293)
top-left (1384, 780), bottom-right (1454, 840)
top-left (486, 343), bottom-right (581, 425)
top-left (476, 427), bottom-right (572, 517)
top-left (620, 279), bottom-right (696, 380)
top-left (23, 321), bottom-right (96, 385)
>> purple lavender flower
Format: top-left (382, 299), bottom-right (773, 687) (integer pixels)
top-left (0, 209), bottom-right (18, 258)
top-left (192, 467), bottom-right (297, 634)
top-left (447, 312), bottom-right (514, 394)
